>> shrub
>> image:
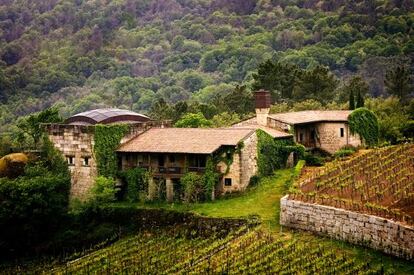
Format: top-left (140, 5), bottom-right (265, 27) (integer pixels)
top-left (119, 168), bottom-right (149, 202)
top-left (334, 148), bottom-right (356, 158)
top-left (0, 163), bottom-right (70, 255)
top-left (180, 172), bottom-right (204, 203)
top-left (249, 175), bottom-right (260, 187)
top-left (92, 176), bottom-right (117, 203)
top-left (303, 152), bottom-right (324, 166)
top-left (286, 160), bottom-right (306, 190)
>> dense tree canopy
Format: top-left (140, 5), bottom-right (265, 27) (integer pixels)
top-left (0, 0), bottom-right (412, 133)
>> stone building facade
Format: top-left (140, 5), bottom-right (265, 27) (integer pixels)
top-left (46, 124), bottom-right (96, 199)
top-left (117, 128), bottom-right (260, 201)
top-left (46, 108), bottom-right (156, 198)
top-left (45, 119), bottom-right (167, 199)
top-left (265, 110), bottom-right (360, 154)
top-left (280, 196), bottom-right (414, 260)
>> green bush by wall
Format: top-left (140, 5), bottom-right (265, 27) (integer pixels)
top-left (256, 129), bottom-right (304, 176)
top-left (348, 108), bottom-right (379, 147)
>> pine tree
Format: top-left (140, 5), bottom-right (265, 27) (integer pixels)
top-left (349, 90), bottom-right (355, 110)
top-left (385, 66), bottom-right (412, 103)
top-left (356, 90), bottom-right (364, 108)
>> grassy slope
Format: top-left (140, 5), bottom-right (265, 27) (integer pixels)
top-left (115, 169), bottom-right (292, 230)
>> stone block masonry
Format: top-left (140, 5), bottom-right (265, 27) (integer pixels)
top-left (45, 122), bottom-right (165, 199)
top-left (280, 195), bottom-right (414, 260)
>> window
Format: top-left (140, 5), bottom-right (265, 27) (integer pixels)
top-left (67, 156), bottom-right (75, 166)
top-left (340, 128), bottom-right (345, 138)
top-left (169, 155), bottom-right (176, 164)
top-left (224, 178), bottom-right (232, 187)
top-left (299, 133), bottom-right (304, 142)
top-left (82, 157), bottom-right (90, 167)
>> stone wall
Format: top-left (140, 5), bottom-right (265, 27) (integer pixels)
top-left (240, 132), bottom-right (258, 189)
top-left (218, 150), bottom-right (241, 193)
top-left (267, 117), bottom-right (290, 131)
top-left (45, 122), bottom-right (160, 199)
top-left (219, 132), bottom-right (258, 193)
top-left (46, 124), bottom-right (96, 199)
top-left (280, 196), bottom-right (414, 260)
top-left (315, 122), bottom-right (360, 153)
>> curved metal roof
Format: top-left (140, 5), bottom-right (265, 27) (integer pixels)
top-left (65, 108), bottom-right (151, 125)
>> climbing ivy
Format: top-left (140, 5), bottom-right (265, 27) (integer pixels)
top-left (256, 129), bottom-right (305, 177)
top-left (212, 142), bottom-right (244, 175)
top-left (94, 124), bottom-right (129, 178)
top-left (203, 158), bottom-right (219, 201)
top-left (348, 108), bottom-right (379, 147)
top-left (181, 142), bottom-right (243, 202)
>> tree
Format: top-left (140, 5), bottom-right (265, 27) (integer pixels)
top-left (174, 113), bottom-right (212, 128)
top-left (342, 76), bottom-right (368, 109)
top-left (385, 66), bottom-right (412, 103)
top-left (149, 98), bottom-right (173, 120)
top-left (356, 90), bottom-right (365, 108)
top-left (220, 85), bottom-right (254, 115)
top-left (349, 90), bottom-right (355, 110)
top-left (365, 97), bottom-right (411, 143)
top-left (0, 140), bottom-right (70, 254)
top-left (252, 60), bottom-right (300, 101)
top-left (17, 107), bottom-right (63, 147)
top-left (293, 66), bottom-right (338, 104)
top-left (211, 112), bottom-right (241, 127)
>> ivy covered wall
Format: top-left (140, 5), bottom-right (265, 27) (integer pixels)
top-left (93, 124), bottom-right (129, 178)
top-left (256, 129), bottom-right (304, 177)
top-left (348, 108), bottom-right (379, 147)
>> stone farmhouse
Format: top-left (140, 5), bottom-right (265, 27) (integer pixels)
top-left (246, 91), bottom-right (361, 154)
top-left (45, 90), bottom-right (360, 200)
top-left (117, 128), bottom-right (258, 202)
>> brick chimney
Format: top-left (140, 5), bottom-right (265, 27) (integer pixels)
top-left (255, 90), bottom-right (271, 126)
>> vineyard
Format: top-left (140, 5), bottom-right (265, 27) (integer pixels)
top-left (290, 144), bottom-right (414, 225)
top-left (7, 226), bottom-right (388, 275)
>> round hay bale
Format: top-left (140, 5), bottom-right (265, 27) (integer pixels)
top-left (0, 153), bottom-right (29, 178)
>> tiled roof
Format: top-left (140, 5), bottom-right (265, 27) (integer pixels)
top-left (117, 128), bottom-right (254, 154)
top-left (268, 110), bottom-right (351, 125)
top-left (232, 117), bottom-right (292, 138)
top-left (66, 108), bottom-right (150, 125)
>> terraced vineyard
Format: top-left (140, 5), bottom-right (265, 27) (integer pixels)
top-left (290, 144), bottom-right (414, 225)
top-left (22, 227), bottom-right (386, 275)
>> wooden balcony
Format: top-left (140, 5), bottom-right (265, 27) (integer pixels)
top-left (122, 165), bottom-right (208, 176)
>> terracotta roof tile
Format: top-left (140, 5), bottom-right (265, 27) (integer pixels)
top-left (117, 128), bottom-right (254, 154)
top-left (268, 110), bottom-right (351, 125)
top-left (232, 117), bottom-right (292, 138)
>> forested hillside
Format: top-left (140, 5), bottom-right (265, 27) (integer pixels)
top-left (0, 0), bottom-right (413, 133)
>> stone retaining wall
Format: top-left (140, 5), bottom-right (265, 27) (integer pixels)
top-left (280, 195), bottom-right (414, 260)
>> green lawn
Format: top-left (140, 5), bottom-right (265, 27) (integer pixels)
top-left (118, 169), bottom-right (292, 230)
top-left (188, 169), bottom-right (291, 229)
